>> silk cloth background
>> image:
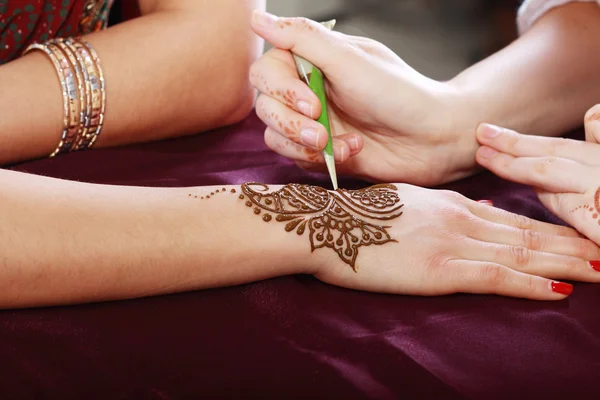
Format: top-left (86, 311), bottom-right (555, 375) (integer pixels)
top-left (1, 113), bottom-right (599, 399)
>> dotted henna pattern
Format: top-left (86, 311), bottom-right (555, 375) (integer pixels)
top-left (241, 183), bottom-right (404, 271)
top-left (571, 187), bottom-right (600, 225)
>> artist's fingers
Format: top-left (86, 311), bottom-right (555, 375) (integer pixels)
top-left (585, 105), bottom-right (600, 144)
top-left (469, 201), bottom-right (582, 238)
top-left (264, 127), bottom-right (352, 163)
top-left (476, 147), bottom-right (590, 193)
top-left (251, 10), bottom-right (355, 76)
top-left (477, 123), bottom-right (599, 166)
top-left (256, 94), bottom-right (328, 150)
top-left (250, 48), bottom-right (321, 119)
top-left (444, 260), bottom-right (572, 300)
top-left (467, 218), bottom-right (600, 261)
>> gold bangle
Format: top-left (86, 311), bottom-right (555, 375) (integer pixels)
top-left (23, 39), bottom-right (106, 156)
top-left (51, 39), bottom-right (88, 152)
top-left (47, 43), bottom-right (80, 156)
top-left (70, 38), bottom-right (106, 150)
top-left (83, 38), bottom-right (106, 149)
top-left (22, 43), bottom-right (75, 156)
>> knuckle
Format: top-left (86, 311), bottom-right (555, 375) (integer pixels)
top-left (510, 245), bottom-right (532, 267)
top-left (440, 189), bottom-right (465, 203)
top-left (548, 138), bottom-right (568, 156)
top-left (525, 274), bottom-right (537, 293)
top-left (254, 96), bottom-right (269, 119)
top-left (505, 129), bottom-right (520, 150)
top-left (565, 256), bottom-right (581, 271)
top-left (512, 213), bottom-right (533, 230)
top-left (522, 229), bottom-right (544, 251)
top-left (574, 238), bottom-right (593, 259)
top-left (249, 62), bottom-right (261, 82)
top-left (263, 128), bottom-right (276, 148)
top-left (481, 264), bottom-right (507, 288)
top-left (534, 158), bottom-right (554, 175)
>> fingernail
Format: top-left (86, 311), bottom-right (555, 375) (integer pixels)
top-left (253, 10), bottom-right (278, 28)
top-left (478, 146), bottom-right (498, 159)
top-left (478, 123), bottom-right (502, 139)
top-left (333, 142), bottom-right (346, 163)
top-left (349, 136), bottom-right (361, 152)
top-left (551, 281), bottom-right (573, 296)
top-left (301, 128), bottom-right (320, 148)
top-left (297, 101), bottom-right (313, 117)
top-left (589, 261), bottom-right (600, 272)
top-left (477, 200), bottom-right (494, 206)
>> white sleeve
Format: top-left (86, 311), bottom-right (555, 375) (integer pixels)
top-left (518, 0), bottom-right (600, 35)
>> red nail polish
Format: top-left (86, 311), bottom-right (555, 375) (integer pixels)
top-left (477, 200), bottom-right (494, 206)
top-left (551, 282), bottom-right (573, 296)
top-left (590, 261), bottom-right (600, 272)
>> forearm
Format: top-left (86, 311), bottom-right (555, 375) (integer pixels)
top-left (449, 3), bottom-right (600, 140)
top-left (0, 0), bottom-right (265, 164)
top-left (0, 171), bottom-right (306, 308)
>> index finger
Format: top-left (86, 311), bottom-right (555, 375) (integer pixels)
top-left (250, 10), bottom-right (348, 74)
top-left (250, 48), bottom-right (321, 118)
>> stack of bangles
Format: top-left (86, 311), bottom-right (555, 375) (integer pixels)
top-left (23, 38), bottom-right (106, 157)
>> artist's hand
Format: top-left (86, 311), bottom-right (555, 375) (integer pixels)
top-left (249, 11), bottom-right (473, 186)
top-left (475, 105), bottom-right (600, 246)
top-left (313, 184), bottom-right (600, 300)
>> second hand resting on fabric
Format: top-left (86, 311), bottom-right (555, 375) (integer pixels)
top-left (476, 107), bottom-right (600, 248)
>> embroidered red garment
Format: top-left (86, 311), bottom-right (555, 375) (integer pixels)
top-left (0, 0), bottom-right (113, 64)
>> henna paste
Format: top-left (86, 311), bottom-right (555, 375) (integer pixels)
top-left (240, 183), bottom-right (403, 271)
top-left (189, 187), bottom-right (232, 201)
top-left (571, 187), bottom-right (600, 225)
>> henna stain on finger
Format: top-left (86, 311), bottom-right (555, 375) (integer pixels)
top-left (282, 90), bottom-right (297, 109)
top-left (240, 183), bottom-right (403, 270)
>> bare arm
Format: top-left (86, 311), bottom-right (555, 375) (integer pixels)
top-left (449, 3), bottom-right (600, 154)
top-left (0, 0), bottom-right (265, 164)
top-left (0, 171), bottom-right (307, 308)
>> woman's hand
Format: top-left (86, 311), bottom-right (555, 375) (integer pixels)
top-left (475, 105), bottom-right (600, 246)
top-left (249, 11), bottom-right (475, 186)
top-left (313, 184), bottom-right (600, 300)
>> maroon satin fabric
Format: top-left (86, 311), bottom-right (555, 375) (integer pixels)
top-left (2, 113), bottom-right (599, 399)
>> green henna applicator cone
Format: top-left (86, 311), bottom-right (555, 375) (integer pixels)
top-left (292, 20), bottom-right (339, 190)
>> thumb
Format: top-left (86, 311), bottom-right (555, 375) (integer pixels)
top-left (584, 104), bottom-right (600, 144)
top-left (250, 10), bottom-right (347, 73)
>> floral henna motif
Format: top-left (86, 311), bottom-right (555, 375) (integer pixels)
top-left (240, 183), bottom-right (404, 270)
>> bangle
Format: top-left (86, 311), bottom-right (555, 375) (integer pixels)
top-left (51, 39), bottom-right (88, 152)
top-left (47, 43), bottom-right (81, 156)
top-left (23, 38), bottom-right (106, 156)
top-left (22, 43), bottom-right (76, 156)
top-left (69, 38), bottom-right (106, 150)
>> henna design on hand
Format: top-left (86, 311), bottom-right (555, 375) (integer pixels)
top-left (240, 183), bottom-right (403, 271)
top-left (571, 187), bottom-right (600, 224)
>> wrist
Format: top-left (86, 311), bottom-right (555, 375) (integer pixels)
top-left (412, 78), bottom-right (481, 183)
